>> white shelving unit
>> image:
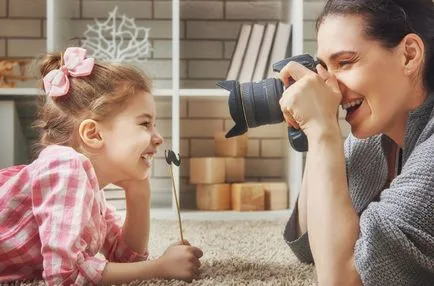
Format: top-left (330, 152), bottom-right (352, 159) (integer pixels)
top-left (169, 0), bottom-right (305, 212)
top-left (0, 0), bottom-right (305, 216)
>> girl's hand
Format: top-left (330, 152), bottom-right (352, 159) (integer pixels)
top-left (278, 61), bottom-right (342, 138)
top-left (157, 240), bottom-right (204, 282)
top-left (114, 178), bottom-right (150, 195)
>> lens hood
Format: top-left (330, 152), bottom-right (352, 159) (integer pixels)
top-left (216, 80), bottom-right (248, 138)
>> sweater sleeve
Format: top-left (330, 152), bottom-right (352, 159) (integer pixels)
top-left (354, 135), bottom-right (434, 285)
top-left (283, 199), bottom-right (314, 263)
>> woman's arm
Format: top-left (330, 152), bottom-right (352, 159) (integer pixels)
top-left (278, 62), bottom-right (362, 285)
top-left (306, 124), bottom-right (362, 286)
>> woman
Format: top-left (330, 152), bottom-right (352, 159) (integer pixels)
top-left (280, 0), bottom-right (434, 285)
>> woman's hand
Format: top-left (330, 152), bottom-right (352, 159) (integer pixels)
top-left (278, 61), bottom-right (342, 138)
top-left (156, 240), bottom-right (204, 282)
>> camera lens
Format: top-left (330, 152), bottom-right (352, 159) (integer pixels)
top-left (217, 54), bottom-right (317, 152)
top-left (241, 78), bottom-right (284, 128)
top-left (216, 78), bottom-right (284, 138)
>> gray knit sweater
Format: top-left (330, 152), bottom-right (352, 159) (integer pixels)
top-left (284, 95), bottom-right (434, 285)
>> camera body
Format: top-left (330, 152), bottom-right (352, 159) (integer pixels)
top-left (217, 54), bottom-right (318, 152)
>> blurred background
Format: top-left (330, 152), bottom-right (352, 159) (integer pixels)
top-left (0, 0), bottom-right (351, 215)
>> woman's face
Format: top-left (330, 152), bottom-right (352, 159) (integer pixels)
top-left (317, 15), bottom-right (413, 140)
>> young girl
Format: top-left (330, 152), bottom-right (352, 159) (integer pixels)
top-left (0, 47), bottom-right (203, 285)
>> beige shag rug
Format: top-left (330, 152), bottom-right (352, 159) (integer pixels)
top-left (6, 219), bottom-right (315, 286)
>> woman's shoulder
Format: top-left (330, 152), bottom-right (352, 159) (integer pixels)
top-left (407, 122), bottom-right (434, 166)
top-left (416, 107), bottom-right (434, 144)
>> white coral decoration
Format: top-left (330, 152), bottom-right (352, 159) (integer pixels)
top-left (81, 6), bottom-right (152, 62)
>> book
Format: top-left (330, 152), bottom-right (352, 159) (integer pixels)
top-left (238, 23), bottom-right (265, 83)
top-left (266, 22), bottom-right (292, 78)
top-left (252, 22), bottom-right (277, 81)
top-left (226, 23), bottom-right (252, 80)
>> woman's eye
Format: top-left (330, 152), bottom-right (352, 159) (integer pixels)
top-left (338, 60), bottom-right (354, 68)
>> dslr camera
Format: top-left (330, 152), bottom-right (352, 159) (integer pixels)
top-left (217, 54), bottom-right (319, 152)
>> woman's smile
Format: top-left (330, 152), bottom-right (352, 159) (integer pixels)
top-left (342, 98), bottom-right (364, 122)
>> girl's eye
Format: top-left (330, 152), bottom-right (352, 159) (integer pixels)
top-left (140, 122), bottom-right (153, 128)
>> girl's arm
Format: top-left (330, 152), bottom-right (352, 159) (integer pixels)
top-left (101, 179), bottom-right (150, 262)
top-left (99, 241), bottom-right (203, 284)
top-left (122, 179), bottom-right (151, 254)
top-left (99, 260), bottom-right (160, 284)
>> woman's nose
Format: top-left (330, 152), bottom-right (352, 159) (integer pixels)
top-left (334, 74), bottom-right (347, 95)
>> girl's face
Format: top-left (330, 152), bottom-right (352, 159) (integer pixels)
top-left (317, 15), bottom-right (415, 141)
top-left (100, 91), bottom-right (163, 183)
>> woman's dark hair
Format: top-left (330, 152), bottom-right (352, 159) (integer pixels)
top-left (317, 0), bottom-right (434, 92)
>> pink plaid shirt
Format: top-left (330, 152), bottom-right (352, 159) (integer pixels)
top-left (0, 145), bottom-right (148, 285)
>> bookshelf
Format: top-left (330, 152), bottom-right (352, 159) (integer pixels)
top-left (170, 0), bottom-right (305, 212)
top-left (0, 0), bottom-right (308, 215)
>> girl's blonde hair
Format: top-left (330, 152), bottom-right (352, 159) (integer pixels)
top-left (33, 52), bottom-right (152, 154)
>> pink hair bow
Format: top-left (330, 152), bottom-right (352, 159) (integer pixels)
top-left (43, 47), bottom-right (95, 98)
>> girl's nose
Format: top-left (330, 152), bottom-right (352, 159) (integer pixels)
top-left (153, 130), bottom-right (163, 146)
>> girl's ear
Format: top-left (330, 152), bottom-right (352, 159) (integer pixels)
top-left (78, 119), bottom-right (104, 149)
top-left (400, 33), bottom-right (424, 76)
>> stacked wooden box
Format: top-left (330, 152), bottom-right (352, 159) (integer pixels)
top-left (190, 131), bottom-right (288, 211)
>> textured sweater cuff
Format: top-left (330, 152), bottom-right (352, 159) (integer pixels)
top-left (283, 205), bottom-right (314, 264)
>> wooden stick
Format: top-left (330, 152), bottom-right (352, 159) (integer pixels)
top-left (169, 165), bottom-right (184, 243)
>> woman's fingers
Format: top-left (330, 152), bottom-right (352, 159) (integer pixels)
top-left (279, 61), bottom-right (316, 87)
top-left (283, 108), bottom-right (300, 129)
top-left (279, 61), bottom-right (315, 128)
top-left (280, 94), bottom-right (300, 129)
top-left (317, 64), bottom-right (340, 94)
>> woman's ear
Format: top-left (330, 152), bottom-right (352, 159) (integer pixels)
top-left (400, 33), bottom-right (425, 76)
top-left (78, 119), bottom-right (104, 149)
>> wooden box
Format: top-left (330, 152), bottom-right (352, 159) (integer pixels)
top-left (225, 157), bottom-right (245, 183)
top-left (231, 183), bottom-right (265, 211)
top-left (263, 182), bottom-right (288, 210)
top-left (190, 157), bottom-right (226, 184)
top-left (214, 131), bottom-right (248, 157)
top-left (196, 184), bottom-right (231, 211)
